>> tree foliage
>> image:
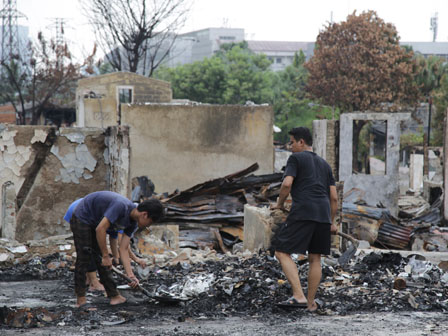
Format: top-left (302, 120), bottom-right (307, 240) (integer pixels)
top-left (0, 33), bottom-right (95, 125)
top-left (305, 10), bottom-right (420, 112)
top-left (272, 51), bottom-right (334, 142)
top-left (415, 55), bottom-right (448, 98)
top-left (433, 74), bottom-right (448, 146)
top-left (413, 54), bottom-right (448, 146)
top-left (81, 0), bottom-right (189, 76)
top-left (155, 42), bottom-right (275, 104)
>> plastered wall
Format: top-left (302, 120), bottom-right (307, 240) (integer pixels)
top-left (0, 126), bottom-right (129, 242)
top-left (121, 104), bottom-right (274, 193)
top-left (76, 72), bottom-right (172, 128)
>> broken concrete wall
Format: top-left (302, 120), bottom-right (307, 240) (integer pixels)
top-left (105, 126), bottom-right (130, 196)
top-left (339, 113), bottom-right (410, 216)
top-left (243, 205), bottom-right (273, 252)
top-left (121, 104), bottom-right (274, 193)
top-left (0, 126), bottom-right (123, 242)
top-left (76, 72), bottom-right (172, 128)
top-left (313, 119), bottom-right (339, 180)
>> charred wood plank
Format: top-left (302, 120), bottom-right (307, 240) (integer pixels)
top-left (166, 163), bottom-right (260, 202)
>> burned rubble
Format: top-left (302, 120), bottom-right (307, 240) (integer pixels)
top-left (1, 164), bottom-right (448, 332)
top-left (1, 238), bottom-right (448, 330)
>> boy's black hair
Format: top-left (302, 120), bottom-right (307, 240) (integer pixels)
top-left (137, 198), bottom-right (164, 222)
top-left (288, 127), bottom-right (313, 146)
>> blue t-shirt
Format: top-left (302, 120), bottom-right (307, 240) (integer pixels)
top-left (65, 197), bottom-right (123, 238)
top-left (73, 191), bottom-right (137, 238)
top-left (64, 198), bottom-right (83, 223)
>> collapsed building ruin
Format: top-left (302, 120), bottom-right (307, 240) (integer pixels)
top-left (1, 72), bottom-right (447, 331)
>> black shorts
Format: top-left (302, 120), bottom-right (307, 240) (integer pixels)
top-left (271, 220), bottom-right (331, 255)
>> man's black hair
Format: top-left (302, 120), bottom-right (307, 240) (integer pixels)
top-left (137, 198), bottom-right (164, 222)
top-left (288, 127), bottom-right (313, 146)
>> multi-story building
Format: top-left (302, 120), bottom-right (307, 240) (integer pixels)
top-left (168, 27), bottom-right (311, 71)
top-left (167, 27), bottom-right (245, 66)
top-left (247, 40), bottom-right (313, 71)
top-left (105, 27), bottom-right (448, 73)
top-left (400, 42), bottom-right (448, 60)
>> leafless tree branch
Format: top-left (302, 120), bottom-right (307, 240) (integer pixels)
top-left (81, 0), bottom-right (190, 75)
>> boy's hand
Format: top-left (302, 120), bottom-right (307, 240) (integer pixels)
top-left (102, 255), bottom-right (112, 268)
top-left (128, 275), bottom-right (139, 288)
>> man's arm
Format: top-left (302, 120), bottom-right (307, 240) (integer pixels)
top-left (96, 217), bottom-right (112, 267)
top-left (119, 234), bottom-right (139, 287)
top-left (329, 185), bottom-right (338, 234)
top-left (271, 175), bottom-right (294, 209)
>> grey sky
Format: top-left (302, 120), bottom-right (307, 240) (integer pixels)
top-left (15, 0), bottom-right (448, 60)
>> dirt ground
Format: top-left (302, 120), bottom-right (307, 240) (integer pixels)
top-left (0, 278), bottom-right (446, 336)
top-left (1, 251), bottom-right (447, 335)
top-left (1, 279), bottom-right (447, 336)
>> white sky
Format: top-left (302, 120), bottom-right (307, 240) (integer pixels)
top-left (15, 0), bottom-right (448, 60)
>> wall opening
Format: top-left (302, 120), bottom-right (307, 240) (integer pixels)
top-left (352, 120), bottom-right (387, 175)
top-left (118, 86), bottom-right (133, 104)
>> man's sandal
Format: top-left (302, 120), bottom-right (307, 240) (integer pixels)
top-left (276, 297), bottom-right (308, 308)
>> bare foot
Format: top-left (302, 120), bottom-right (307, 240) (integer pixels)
top-left (308, 301), bottom-right (318, 312)
top-left (110, 295), bottom-right (126, 305)
top-left (89, 281), bottom-right (105, 292)
top-left (76, 296), bottom-right (87, 308)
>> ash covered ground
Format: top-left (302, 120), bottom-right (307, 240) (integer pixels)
top-left (1, 250), bottom-right (447, 335)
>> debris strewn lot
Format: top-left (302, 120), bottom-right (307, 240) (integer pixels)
top-left (1, 243), bottom-right (447, 334)
top-left (1, 164), bottom-right (448, 335)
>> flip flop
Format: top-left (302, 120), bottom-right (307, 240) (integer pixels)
top-left (76, 303), bottom-right (97, 311)
top-left (276, 297), bottom-right (308, 308)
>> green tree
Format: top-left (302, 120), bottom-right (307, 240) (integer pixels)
top-left (413, 55), bottom-right (448, 145)
top-left (433, 74), bottom-right (448, 146)
top-left (155, 42), bottom-right (275, 104)
top-left (272, 51), bottom-right (333, 142)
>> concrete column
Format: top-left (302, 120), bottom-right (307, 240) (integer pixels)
top-left (409, 154), bottom-right (424, 191)
top-left (243, 205), bottom-right (273, 252)
top-left (106, 126), bottom-right (131, 197)
top-left (1, 182), bottom-right (16, 240)
top-left (312, 120), bottom-right (327, 160)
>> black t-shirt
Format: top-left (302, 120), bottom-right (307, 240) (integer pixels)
top-left (283, 151), bottom-right (335, 224)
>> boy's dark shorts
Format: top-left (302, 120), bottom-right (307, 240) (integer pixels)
top-left (271, 220), bottom-right (331, 255)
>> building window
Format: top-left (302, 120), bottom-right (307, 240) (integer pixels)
top-left (276, 57), bottom-right (282, 64)
top-left (219, 36), bottom-right (235, 40)
top-left (118, 87), bottom-right (133, 104)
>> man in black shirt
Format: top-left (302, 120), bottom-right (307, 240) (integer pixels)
top-left (271, 127), bottom-right (338, 312)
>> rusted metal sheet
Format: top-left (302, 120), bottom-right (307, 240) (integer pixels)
top-left (376, 223), bottom-right (413, 249)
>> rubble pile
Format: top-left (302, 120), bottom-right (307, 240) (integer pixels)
top-left (160, 163), bottom-right (282, 249)
top-left (342, 188), bottom-right (448, 252)
top-left (1, 249), bottom-right (447, 329)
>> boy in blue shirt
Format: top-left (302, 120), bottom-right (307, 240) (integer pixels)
top-left (69, 191), bottom-right (164, 308)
